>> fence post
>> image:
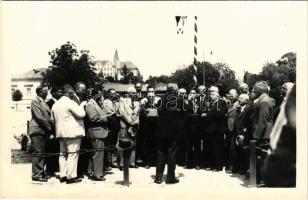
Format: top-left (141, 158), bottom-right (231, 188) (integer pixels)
top-left (250, 140), bottom-right (257, 187)
top-left (27, 120), bottom-right (30, 135)
top-left (123, 150), bottom-right (130, 186)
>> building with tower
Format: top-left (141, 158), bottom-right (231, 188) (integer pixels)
top-left (94, 49), bottom-right (141, 81)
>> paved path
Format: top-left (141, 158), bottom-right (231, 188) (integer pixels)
top-left (1, 163), bottom-right (250, 198)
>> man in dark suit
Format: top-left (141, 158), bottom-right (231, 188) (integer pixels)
top-left (154, 83), bottom-right (183, 184)
top-left (250, 81), bottom-right (275, 184)
top-left (140, 87), bottom-right (161, 168)
top-left (203, 86), bottom-right (228, 171)
top-left (45, 87), bottom-right (63, 177)
top-left (29, 86), bottom-right (53, 182)
top-left (185, 89), bottom-right (202, 170)
top-left (232, 94), bottom-right (250, 174)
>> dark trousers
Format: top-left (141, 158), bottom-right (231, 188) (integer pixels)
top-left (46, 138), bottom-right (59, 175)
top-left (232, 144), bottom-right (249, 174)
top-left (30, 135), bottom-right (48, 178)
top-left (143, 117), bottom-right (157, 166)
top-left (88, 139), bottom-right (105, 177)
top-left (156, 138), bottom-right (178, 181)
top-left (77, 137), bottom-right (91, 176)
top-left (206, 130), bottom-right (225, 170)
top-left (186, 117), bottom-right (202, 167)
top-left (224, 130), bottom-right (233, 169)
top-left (136, 119), bottom-right (146, 163)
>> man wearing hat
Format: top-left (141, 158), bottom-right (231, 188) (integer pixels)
top-left (154, 83), bottom-right (183, 184)
top-left (118, 87), bottom-right (140, 170)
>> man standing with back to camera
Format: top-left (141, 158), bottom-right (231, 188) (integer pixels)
top-left (154, 83), bottom-right (183, 184)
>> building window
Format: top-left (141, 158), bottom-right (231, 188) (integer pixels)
top-left (24, 84), bottom-right (33, 87)
top-left (26, 88), bottom-right (31, 97)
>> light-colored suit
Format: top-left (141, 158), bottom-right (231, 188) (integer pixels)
top-left (52, 96), bottom-right (86, 138)
top-left (51, 95), bottom-right (86, 179)
top-left (118, 97), bottom-right (140, 129)
top-left (118, 97), bottom-right (140, 167)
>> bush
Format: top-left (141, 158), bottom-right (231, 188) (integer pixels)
top-left (12, 89), bottom-right (23, 101)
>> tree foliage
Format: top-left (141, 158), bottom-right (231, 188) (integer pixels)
top-left (12, 89), bottom-right (23, 101)
top-left (244, 52), bottom-right (296, 102)
top-left (43, 42), bottom-right (98, 88)
top-left (145, 61), bottom-right (239, 96)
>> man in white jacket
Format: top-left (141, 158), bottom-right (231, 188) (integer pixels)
top-left (52, 85), bottom-right (86, 184)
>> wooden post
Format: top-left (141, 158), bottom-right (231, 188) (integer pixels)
top-left (123, 150), bottom-right (130, 186)
top-left (250, 140), bottom-right (257, 187)
top-left (27, 120), bottom-right (30, 135)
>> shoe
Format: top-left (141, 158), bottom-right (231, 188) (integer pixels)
top-left (195, 166), bottom-right (200, 170)
top-left (77, 174), bottom-right (84, 178)
top-left (213, 168), bottom-right (222, 172)
top-left (66, 177), bottom-right (82, 184)
top-left (144, 165), bottom-right (150, 169)
top-left (104, 167), bottom-right (112, 172)
top-left (119, 166), bottom-right (123, 171)
top-left (129, 165), bottom-right (139, 168)
top-left (154, 178), bottom-right (163, 184)
top-left (165, 178), bottom-right (179, 184)
top-left (32, 177), bottom-right (48, 182)
top-left (205, 167), bottom-right (212, 171)
top-left (59, 177), bottom-right (67, 183)
top-left (91, 176), bottom-right (106, 181)
top-left (111, 164), bottom-right (118, 168)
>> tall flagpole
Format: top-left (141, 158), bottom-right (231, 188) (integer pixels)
top-left (193, 16), bottom-right (198, 86)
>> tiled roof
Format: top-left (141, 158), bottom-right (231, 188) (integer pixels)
top-left (119, 61), bottom-right (138, 69)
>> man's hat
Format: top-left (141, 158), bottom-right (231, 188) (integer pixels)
top-left (116, 136), bottom-right (134, 151)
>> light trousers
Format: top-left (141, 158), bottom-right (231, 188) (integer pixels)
top-left (59, 138), bottom-right (81, 179)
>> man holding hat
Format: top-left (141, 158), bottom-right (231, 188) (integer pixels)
top-left (118, 86), bottom-right (140, 170)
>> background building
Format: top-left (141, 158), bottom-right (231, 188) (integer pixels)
top-left (94, 49), bottom-right (141, 81)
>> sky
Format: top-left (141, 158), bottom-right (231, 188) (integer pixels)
top-left (2, 1), bottom-right (307, 80)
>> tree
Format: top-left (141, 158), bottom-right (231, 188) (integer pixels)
top-left (146, 75), bottom-right (171, 86)
top-left (213, 63), bottom-right (239, 96)
top-left (243, 52), bottom-right (296, 103)
top-left (43, 41), bottom-right (98, 88)
top-left (12, 89), bottom-right (23, 101)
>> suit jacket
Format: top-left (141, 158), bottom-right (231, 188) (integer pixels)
top-left (251, 93), bottom-right (275, 140)
top-left (156, 94), bottom-right (186, 138)
top-left (118, 97), bottom-right (140, 129)
top-left (205, 98), bottom-right (228, 133)
top-left (85, 99), bottom-right (109, 139)
top-left (227, 101), bottom-right (240, 131)
top-left (52, 96), bottom-right (86, 138)
top-left (29, 96), bottom-right (53, 137)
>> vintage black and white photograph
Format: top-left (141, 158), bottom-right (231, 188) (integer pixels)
top-left (0, 1), bottom-right (307, 199)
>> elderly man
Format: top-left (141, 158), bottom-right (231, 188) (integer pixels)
top-left (186, 89), bottom-right (203, 169)
top-left (29, 86), bottom-right (53, 182)
top-left (177, 88), bottom-right (188, 166)
top-left (52, 86), bottom-right (87, 184)
top-left (250, 81), bottom-right (275, 185)
top-left (118, 87), bottom-right (140, 170)
top-left (103, 89), bottom-right (121, 168)
top-left (232, 94), bottom-right (250, 174)
top-left (239, 83), bottom-right (249, 95)
top-left (155, 83), bottom-right (183, 184)
top-left (140, 87), bottom-right (161, 168)
top-left (204, 87), bottom-right (228, 171)
top-left (225, 89), bottom-right (239, 173)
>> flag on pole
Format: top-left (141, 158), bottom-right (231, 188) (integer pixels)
top-left (175, 16), bottom-right (187, 34)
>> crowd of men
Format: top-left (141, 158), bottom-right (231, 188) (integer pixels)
top-left (28, 80), bottom-right (296, 186)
